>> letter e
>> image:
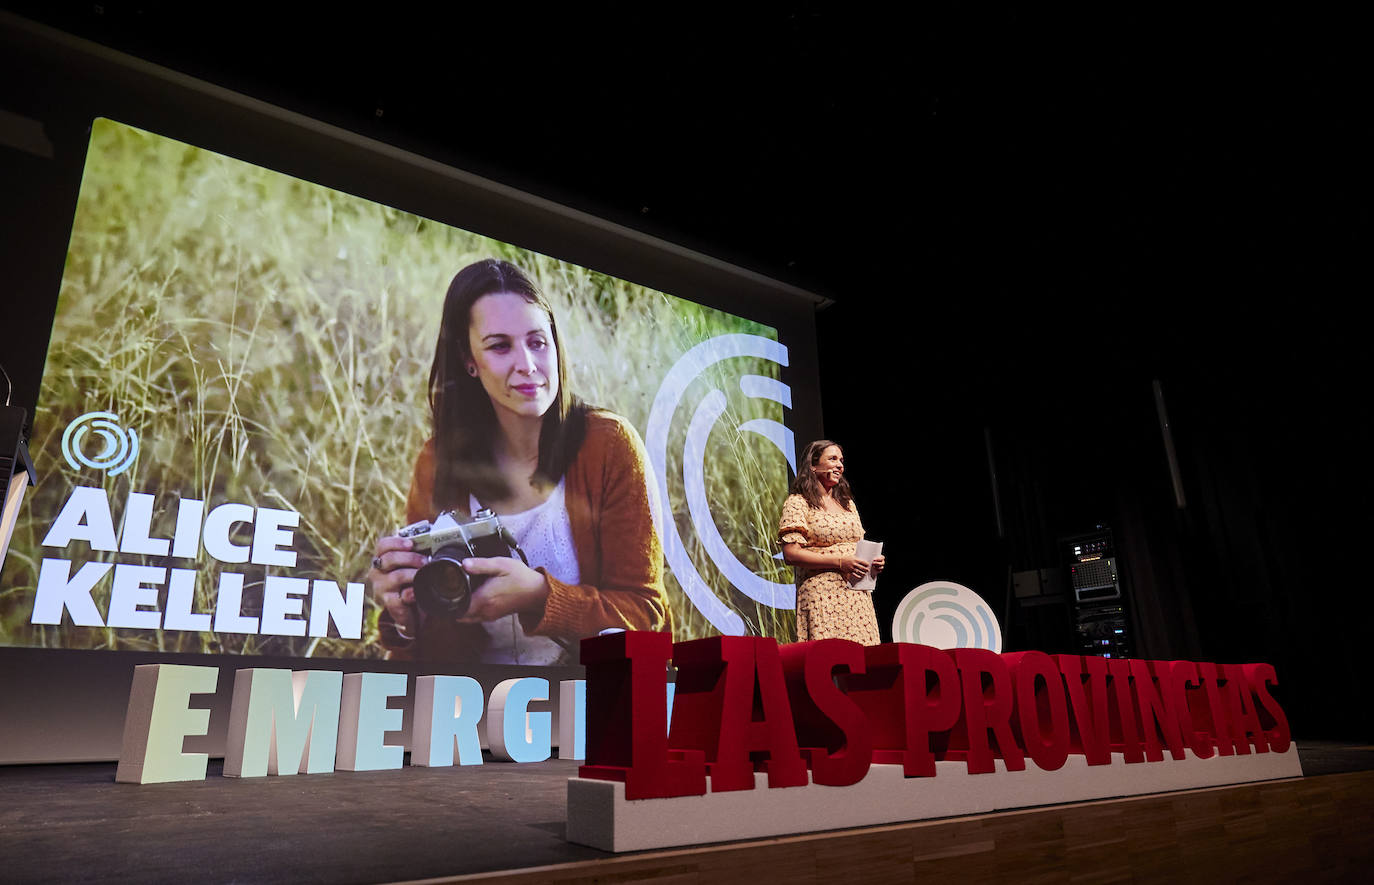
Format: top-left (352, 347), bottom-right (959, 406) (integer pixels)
top-left (115, 664), bottom-right (218, 784)
top-left (337, 672), bottom-right (407, 771)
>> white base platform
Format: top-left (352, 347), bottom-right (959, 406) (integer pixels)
top-left (566, 747), bottom-right (1303, 852)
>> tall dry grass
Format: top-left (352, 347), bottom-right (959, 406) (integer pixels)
top-left (0, 118), bottom-right (795, 657)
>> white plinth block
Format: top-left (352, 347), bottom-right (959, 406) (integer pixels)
top-left (567, 747), bottom-right (1303, 852)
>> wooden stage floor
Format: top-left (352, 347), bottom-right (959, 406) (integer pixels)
top-left (0, 742), bottom-right (1370, 884)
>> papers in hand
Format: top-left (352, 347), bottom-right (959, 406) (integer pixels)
top-left (852, 539), bottom-right (883, 591)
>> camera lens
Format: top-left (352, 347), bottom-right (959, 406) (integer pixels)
top-left (413, 545), bottom-right (472, 617)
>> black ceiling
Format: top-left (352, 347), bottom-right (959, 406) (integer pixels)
top-left (5, 3), bottom-right (1363, 318)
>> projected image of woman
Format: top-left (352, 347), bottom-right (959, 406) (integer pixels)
top-left (369, 259), bottom-right (668, 663)
top-left (778, 440), bottom-right (884, 645)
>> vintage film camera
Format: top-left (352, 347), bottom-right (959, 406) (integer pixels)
top-left (398, 509), bottom-right (526, 618)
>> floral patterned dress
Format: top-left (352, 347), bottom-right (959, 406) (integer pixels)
top-left (778, 494), bottom-right (881, 645)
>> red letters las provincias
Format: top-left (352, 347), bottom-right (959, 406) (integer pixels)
top-left (577, 631), bottom-right (1291, 800)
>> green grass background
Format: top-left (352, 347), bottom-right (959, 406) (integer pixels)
top-left (0, 118), bottom-right (797, 658)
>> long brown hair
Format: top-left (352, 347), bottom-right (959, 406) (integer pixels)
top-left (789, 439), bottom-right (854, 511)
top-left (428, 259), bottom-right (589, 508)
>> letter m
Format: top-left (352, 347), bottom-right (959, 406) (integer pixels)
top-left (223, 669), bottom-right (343, 777)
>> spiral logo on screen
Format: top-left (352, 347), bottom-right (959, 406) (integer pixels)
top-left (646, 334), bottom-right (796, 636)
top-left (891, 581), bottom-right (1003, 653)
top-left (61, 411), bottom-right (140, 476)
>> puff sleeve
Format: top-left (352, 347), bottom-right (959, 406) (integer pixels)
top-left (779, 494), bottom-right (812, 546)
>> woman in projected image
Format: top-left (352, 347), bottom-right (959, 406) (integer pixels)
top-left (368, 259), bottom-right (668, 664)
top-left (778, 440), bottom-right (884, 645)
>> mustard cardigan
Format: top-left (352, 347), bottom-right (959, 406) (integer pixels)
top-left (381, 411), bottom-right (669, 661)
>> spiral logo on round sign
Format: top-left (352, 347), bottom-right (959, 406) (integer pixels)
top-left (646, 334), bottom-right (796, 636)
top-left (892, 581), bottom-right (1002, 652)
top-left (61, 411), bottom-right (140, 476)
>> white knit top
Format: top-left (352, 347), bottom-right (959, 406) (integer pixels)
top-left (470, 480), bottom-right (580, 665)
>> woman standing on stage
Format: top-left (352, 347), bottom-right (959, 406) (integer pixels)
top-left (368, 258), bottom-right (668, 663)
top-left (778, 439), bottom-right (884, 644)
